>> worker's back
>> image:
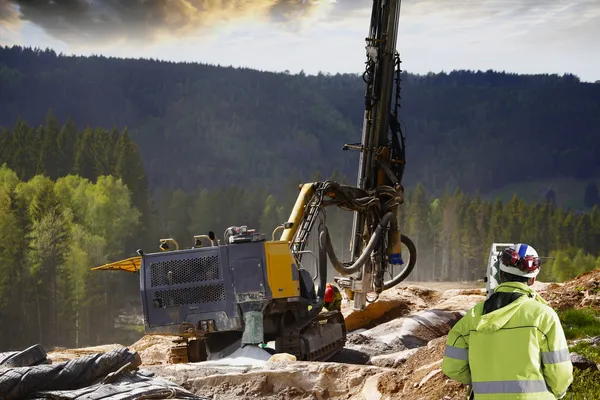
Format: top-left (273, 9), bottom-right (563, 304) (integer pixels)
top-left (443, 282), bottom-right (573, 399)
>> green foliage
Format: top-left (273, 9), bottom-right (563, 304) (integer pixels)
top-left (0, 165), bottom-right (141, 350)
top-left (569, 342), bottom-right (600, 364)
top-left (564, 369), bottom-right (600, 400)
top-left (0, 112), bottom-right (153, 252)
top-left (540, 249), bottom-right (600, 283)
top-left (558, 308), bottom-right (600, 340)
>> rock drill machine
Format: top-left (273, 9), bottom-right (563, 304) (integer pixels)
top-left (93, 0), bottom-right (417, 363)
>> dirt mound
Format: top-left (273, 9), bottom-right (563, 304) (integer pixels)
top-left (146, 361), bottom-right (392, 399)
top-left (540, 269), bottom-right (600, 310)
top-left (342, 285), bottom-right (437, 332)
top-left (130, 334), bottom-right (179, 365)
top-left (342, 286), bottom-right (432, 332)
top-left (361, 336), bottom-right (468, 399)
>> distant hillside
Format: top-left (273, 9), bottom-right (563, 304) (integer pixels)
top-left (1, 46), bottom-right (600, 197)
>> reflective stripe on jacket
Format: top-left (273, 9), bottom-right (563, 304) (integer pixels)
top-left (442, 282), bottom-right (573, 399)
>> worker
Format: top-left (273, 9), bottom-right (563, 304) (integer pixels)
top-left (323, 283), bottom-right (342, 312)
top-left (442, 243), bottom-right (573, 399)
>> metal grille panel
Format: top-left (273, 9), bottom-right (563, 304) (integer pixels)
top-left (154, 284), bottom-right (226, 307)
top-left (150, 255), bottom-right (220, 287)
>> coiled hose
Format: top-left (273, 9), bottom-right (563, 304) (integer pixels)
top-left (325, 211), bottom-right (395, 275)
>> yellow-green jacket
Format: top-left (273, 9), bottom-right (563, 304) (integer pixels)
top-left (442, 282), bottom-right (573, 399)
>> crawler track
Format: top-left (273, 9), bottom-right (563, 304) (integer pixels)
top-left (278, 311), bottom-right (347, 362)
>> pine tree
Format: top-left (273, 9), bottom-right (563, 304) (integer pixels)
top-left (10, 118), bottom-right (36, 180)
top-left (56, 118), bottom-right (78, 177)
top-left (73, 127), bottom-right (97, 181)
top-left (0, 128), bottom-right (11, 165)
top-left (37, 110), bottom-right (61, 179)
top-left (92, 128), bottom-right (113, 177)
top-left (115, 129), bottom-right (151, 220)
top-left (407, 184), bottom-right (431, 280)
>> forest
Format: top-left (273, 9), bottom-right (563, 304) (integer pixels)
top-left (1, 46), bottom-right (600, 198)
top-left (1, 113), bottom-right (600, 351)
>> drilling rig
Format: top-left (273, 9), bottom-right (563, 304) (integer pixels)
top-left (93, 0), bottom-right (416, 363)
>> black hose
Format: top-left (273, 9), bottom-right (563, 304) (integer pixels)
top-left (383, 233), bottom-right (417, 290)
top-left (308, 228), bottom-right (328, 317)
top-left (317, 229), bottom-right (328, 301)
top-left (326, 211), bottom-right (394, 275)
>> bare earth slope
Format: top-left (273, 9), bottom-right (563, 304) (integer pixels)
top-left (45, 273), bottom-right (597, 400)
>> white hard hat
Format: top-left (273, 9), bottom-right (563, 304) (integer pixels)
top-left (499, 243), bottom-right (541, 278)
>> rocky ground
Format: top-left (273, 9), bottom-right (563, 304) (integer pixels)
top-left (44, 274), bottom-right (600, 400)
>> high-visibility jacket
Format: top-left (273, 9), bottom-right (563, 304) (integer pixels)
top-left (442, 282), bottom-right (573, 399)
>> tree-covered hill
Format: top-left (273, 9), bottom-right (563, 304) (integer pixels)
top-left (1, 46), bottom-right (600, 198)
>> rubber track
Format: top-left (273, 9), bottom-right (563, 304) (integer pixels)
top-left (281, 311), bottom-right (346, 362)
top-left (0, 348), bottom-right (137, 400)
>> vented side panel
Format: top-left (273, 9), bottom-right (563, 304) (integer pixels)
top-left (154, 283), bottom-right (226, 307)
top-left (150, 255), bottom-right (219, 287)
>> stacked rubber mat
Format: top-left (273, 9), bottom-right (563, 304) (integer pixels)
top-left (0, 344), bottom-right (208, 400)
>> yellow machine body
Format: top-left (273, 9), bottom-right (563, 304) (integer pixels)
top-left (264, 241), bottom-right (301, 299)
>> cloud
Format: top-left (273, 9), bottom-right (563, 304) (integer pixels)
top-left (0, 0), bottom-right (18, 26)
top-left (5, 0), bottom-right (597, 47)
top-left (0, 0), bottom-right (341, 46)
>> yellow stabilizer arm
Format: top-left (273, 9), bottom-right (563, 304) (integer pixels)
top-left (279, 183), bottom-right (316, 243)
top-left (91, 256), bottom-right (141, 273)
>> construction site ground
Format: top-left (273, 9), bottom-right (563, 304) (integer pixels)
top-left (42, 274), bottom-right (600, 400)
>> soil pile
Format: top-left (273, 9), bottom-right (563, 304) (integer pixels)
top-left (362, 336), bottom-right (468, 400)
top-left (341, 285), bottom-right (437, 332)
top-left (129, 334), bottom-right (179, 365)
top-left (539, 269), bottom-right (600, 310)
top-left (144, 360), bottom-right (392, 400)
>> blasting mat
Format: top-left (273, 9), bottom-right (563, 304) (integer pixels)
top-left (0, 345), bottom-right (208, 400)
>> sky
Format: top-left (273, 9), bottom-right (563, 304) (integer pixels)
top-left (1, 0), bottom-right (599, 82)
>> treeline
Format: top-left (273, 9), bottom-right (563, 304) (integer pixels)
top-left (0, 110), bottom-right (152, 245)
top-left (401, 185), bottom-right (600, 283)
top-left (152, 180), bottom-right (600, 285)
top-left (2, 46), bottom-right (600, 197)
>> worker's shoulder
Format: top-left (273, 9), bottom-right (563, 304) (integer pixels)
top-left (519, 296), bottom-right (560, 323)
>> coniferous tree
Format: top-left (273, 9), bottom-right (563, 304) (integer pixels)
top-left (73, 127), bottom-right (97, 181)
top-left (56, 117), bottom-right (78, 177)
top-left (37, 110), bottom-right (60, 179)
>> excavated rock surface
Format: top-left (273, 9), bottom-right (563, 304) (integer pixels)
top-left (341, 285), bottom-right (436, 332)
top-left (44, 281), bottom-right (501, 399)
top-left (343, 309), bottom-right (463, 366)
top-left (144, 361), bottom-right (394, 400)
top-left (538, 269), bottom-right (600, 310)
top-left (361, 336), bottom-right (468, 400)
top-left (42, 273), bottom-right (600, 400)
top-left (139, 284), bottom-right (484, 399)
top-left (129, 334), bottom-right (180, 365)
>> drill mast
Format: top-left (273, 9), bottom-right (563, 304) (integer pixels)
top-left (344, 0), bottom-right (409, 309)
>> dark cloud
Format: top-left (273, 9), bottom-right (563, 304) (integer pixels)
top-left (0, 0), bottom-right (330, 44)
top-left (1, 0), bottom-right (598, 46)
